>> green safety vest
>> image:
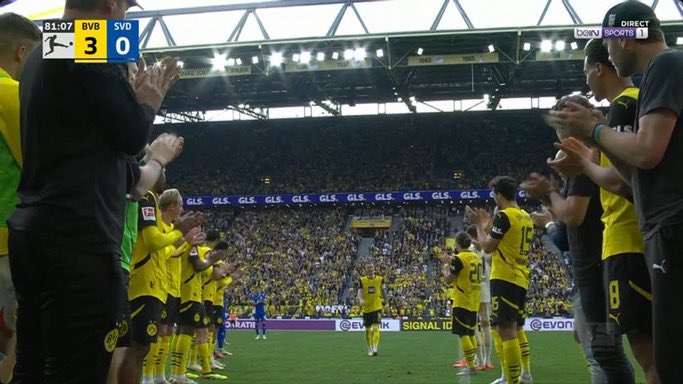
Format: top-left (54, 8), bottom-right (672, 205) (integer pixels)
top-left (119, 201), bottom-right (139, 271)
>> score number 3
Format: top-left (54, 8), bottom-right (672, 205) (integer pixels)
top-left (84, 37), bottom-right (97, 55)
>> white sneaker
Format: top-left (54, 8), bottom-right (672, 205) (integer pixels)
top-left (456, 367), bottom-right (477, 376)
top-left (520, 372), bottom-right (533, 384)
top-left (262, 335), bottom-right (267, 339)
top-left (255, 335), bottom-right (261, 340)
top-left (367, 348), bottom-right (373, 356)
top-left (490, 376), bottom-right (507, 384)
top-left (211, 359), bottom-right (224, 370)
top-left (169, 376), bottom-right (197, 384)
top-left (187, 363), bottom-right (202, 372)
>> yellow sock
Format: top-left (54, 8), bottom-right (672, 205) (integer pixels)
top-left (208, 331), bottom-right (215, 357)
top-left (155, 335), bottom-right (170, 378)
top-left (372, 324), bottom-right (380, 349)
top-left (170, 334), bottom-right (181, 376)
top-left (517, 328), bottom-right (531, 373)
top-left (143, 341), bottom-right (160, 379)
top-left (460, 336), bottom-right (476, 368)
top-left (493, 329), bottom-right (505, 369)
top-left (365, 328), bottom-right (372, 350)
top-left (188, 337), bottom-right (197, 367)
top-left (172, 334), bottom-right (192, 376)
top-left (503, 339), bottom-right (522, 384)
top-left (470, 335), bottom-right (479, 365)
top-left (198, 342), bottom-right (211, 374)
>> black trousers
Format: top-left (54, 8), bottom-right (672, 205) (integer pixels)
top-left (574, 256), bottom-right (635, 384)
top-left (645, 223), bottom-right (683, 384)
top-left (8, 228), bottom-right (122, 384)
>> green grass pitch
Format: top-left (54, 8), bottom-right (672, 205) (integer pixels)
top-left (198, 331), bottom-right (646, 384)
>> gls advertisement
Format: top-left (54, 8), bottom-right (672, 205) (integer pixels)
top-left (335, 319), bottom-right (401, 332)
top-left (184, 189), bottom-right (530, 207)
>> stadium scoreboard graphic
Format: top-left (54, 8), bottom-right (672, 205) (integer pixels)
top-left (42, 19), bottom-right (139, 63)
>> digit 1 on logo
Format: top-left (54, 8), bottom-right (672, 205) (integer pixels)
top-left (107, 19), bottom-right (139, 63)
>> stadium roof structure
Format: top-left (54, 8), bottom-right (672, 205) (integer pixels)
top-left (7, 0), bottom-right (683, 120)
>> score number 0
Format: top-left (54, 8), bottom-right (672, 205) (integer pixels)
top-left (83, 36), bottom-right (130, 56)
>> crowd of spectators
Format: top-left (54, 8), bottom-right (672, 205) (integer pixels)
top-left (167, 111), bottom-right (572, 319)
top-left (208, 203), bottom-right (573, 319)
top-left (165, 111), bottom-right (555, 196)
top-left (223, 207), bottom-right (359, 318)
top-left (347, 205), bottom-right (452, 318)
top-left (525, 231), bottom-right (573, 317)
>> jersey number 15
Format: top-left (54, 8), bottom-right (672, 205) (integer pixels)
top-left (519, 226), bottom-right (533, 255)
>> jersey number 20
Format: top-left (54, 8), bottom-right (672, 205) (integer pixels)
top-left (469, 263), bottom-right (482, 283)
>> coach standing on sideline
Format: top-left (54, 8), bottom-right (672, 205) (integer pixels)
top-left (6, 0), bottom-right (181, 383)
top-left (546, 2), bottom-right (683, 382)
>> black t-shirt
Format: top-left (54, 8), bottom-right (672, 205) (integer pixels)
top-left (563, 175), bottom-right (603, 281)
top-left (633, 49), bottom-right (683, 238)
top-left (8, 46), bottom-right (154, 254)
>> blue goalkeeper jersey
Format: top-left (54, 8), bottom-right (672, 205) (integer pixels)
top-left (251, 292), bottom-right (266, 315)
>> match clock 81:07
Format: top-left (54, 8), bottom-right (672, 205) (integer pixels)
top-left (43, 21), bottom-right (75, 33)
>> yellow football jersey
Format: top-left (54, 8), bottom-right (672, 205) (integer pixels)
top-left (202, 265), bottom-right (218, 304)
top-left (0, 67), bottom-right (21, 256)
top-left (180, 245), bottom-right (211, 304)
top-left (359, 275), bottom-right (383, 313)
top-left (600, 87), bottom-right (644, 259)
top-left (213, 276), bottom-right (232, 306)
top-left (490, 206), bottom-right (533, 289)
top-left (450, 251), bottom-right (482, 312)
top-left (128, 192), bottom-right (180, 302)
top-left (166, 242), bottom-right (189, 299)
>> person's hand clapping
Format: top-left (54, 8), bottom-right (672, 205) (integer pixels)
top-left (530, 208), bottom-right (553, 228)
top-left (134, 56), bottom-right (181, 113)
top-left (175, 212), bottom-right (202, 235)
top-left (465, 205), bottom-right (491, 230)
top-left (183, 227), bottom-right (205, 246)
top-left (149, 133), bottom-right (184, 166)
top-left (544, 101), bottom-right (604, 140)
top-left (520, 173), bottom-right (556, 201)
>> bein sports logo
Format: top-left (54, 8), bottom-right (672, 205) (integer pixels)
top-left (574, 27), bottom-right (603, 39)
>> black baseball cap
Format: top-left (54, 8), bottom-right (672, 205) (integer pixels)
top-left (602, 1), bottom-right (659, 30)
top-left (127, 0), bottom-right (143, 9)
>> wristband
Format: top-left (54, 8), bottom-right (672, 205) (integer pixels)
top-left (545, 221), bottom-right (556, 230)
top-left (592, 123), bottom-right (606, 145)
